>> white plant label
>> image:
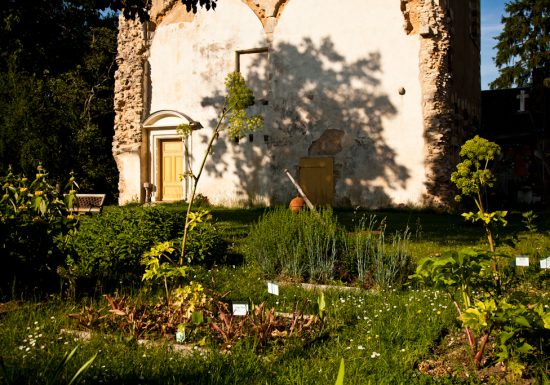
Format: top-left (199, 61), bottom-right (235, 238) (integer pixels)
top-left (515, 256), bottom-right (529, 267)
top-left (268, 281), bottom-right (279, 296)
top-left (232, 302), bottom-right (249, 316)
top-left (540, 257), bottom-right (550, 269)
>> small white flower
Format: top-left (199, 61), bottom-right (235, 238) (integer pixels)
top-left (357, 345), bottom-right (365, 350)
top-left (370, 351), bottom-right (380, 358)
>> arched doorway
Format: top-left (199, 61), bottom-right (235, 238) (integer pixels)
top-left (142, 110), bottom-right (201, 202)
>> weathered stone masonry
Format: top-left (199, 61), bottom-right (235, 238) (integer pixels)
top-left (402, 0), bottom-right (480, 208)
top-left (113, 16), bottom-right (149, 201)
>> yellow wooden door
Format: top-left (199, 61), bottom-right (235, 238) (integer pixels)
top-left (161, 140), bottom-right (183, 201)
top-left (299, 157), bottom-right (334, 206)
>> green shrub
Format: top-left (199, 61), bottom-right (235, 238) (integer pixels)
top-left (245, 206), bottom-right (303, 278)
top-left (182, 221), bottom-right (228, 267)
top-left (0, 165), bottom-right (78, 297)
top-left (371, 228), bottom-right (414, 289)
top-left (245, 207), bottom-right (341, 283)
top-left (246, 208), bottom-right (414, 287)
top-left (343, 216), bottom-right (414, 289)
top-left (301, 208), bottom-right (339, 282)
top-left (67, 205), bottom-right (184, 292)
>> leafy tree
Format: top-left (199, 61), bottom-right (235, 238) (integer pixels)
top-left (102, 0), bottom-right (218, 21)
top-left (490, 0), bottom-right (550, 89)
top-left (0, 1), bottom-right (119, 198)
top-left (0, 0), bottom-right (217, 199)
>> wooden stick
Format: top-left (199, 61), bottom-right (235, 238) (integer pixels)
top-left (283, 169), bottom-right (316, 211)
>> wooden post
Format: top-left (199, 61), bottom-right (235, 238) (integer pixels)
top-left (283, 169), bottom-right (316, 211)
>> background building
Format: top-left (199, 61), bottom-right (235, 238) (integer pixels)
top-left (113, 0), bottom-right (481, 208)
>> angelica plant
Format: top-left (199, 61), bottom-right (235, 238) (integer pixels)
top-left (451, 135), bottom-right (507, 253)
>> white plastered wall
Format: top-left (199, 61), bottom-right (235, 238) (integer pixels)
top-left (148, 0), bottom-right (270, 205)
top-left (117, 145), bottom-right (142, 204)
top-left (270, 0), bottom-right (425, 207)
top-left (147, 0), bottom-right (426, 207)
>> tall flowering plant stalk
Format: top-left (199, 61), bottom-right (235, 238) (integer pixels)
top-left (450, 135), bottom-right (507, 254)
top-left (177, 72), bottom-right (263, 265)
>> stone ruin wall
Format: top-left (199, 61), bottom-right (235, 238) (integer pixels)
top-left (401, 0), bottom-right (479, 209)
top-left (113, 0), bottom-right (479, 207)
top-left (112, 16), bottom-right (149, 202)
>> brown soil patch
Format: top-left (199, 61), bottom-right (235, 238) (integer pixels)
top-left (418, 330), bottom-right (535, 385)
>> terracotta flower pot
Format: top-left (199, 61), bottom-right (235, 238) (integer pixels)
top-left (289, 196), bottom-right (305, 213)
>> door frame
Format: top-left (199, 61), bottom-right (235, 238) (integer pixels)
top-left (142, 110), bottom-right (198, 202)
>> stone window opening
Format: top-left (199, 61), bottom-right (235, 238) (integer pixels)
top-left (235, 47), bottom-right (269, 105)
top-left (235, 47), bottom-right (269, 146)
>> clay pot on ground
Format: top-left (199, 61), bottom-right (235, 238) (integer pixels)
top-left (289, 196), bottom-right (305, 213)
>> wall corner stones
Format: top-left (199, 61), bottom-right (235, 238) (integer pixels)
top-left (113, 15), bottom-right (151, 204)
top-left (402, 0), bottom-right (478, 209)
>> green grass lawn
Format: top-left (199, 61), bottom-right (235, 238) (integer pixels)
top-left (1, 205), bottom-right (549, 384)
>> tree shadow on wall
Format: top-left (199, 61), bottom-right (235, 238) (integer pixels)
top-left (201, 37), bottom-right (410, 207)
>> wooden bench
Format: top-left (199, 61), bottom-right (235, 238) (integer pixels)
top-left (73, 194), bottom-right (106, 214)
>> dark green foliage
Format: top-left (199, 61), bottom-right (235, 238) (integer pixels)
top-left (68, 206), bottom-right (184, 291)
top-left (490, 0), bottom-right (550, 89)
top-left (0, 1), bottom-right (118, 200)
top-left (183, 222), bottom-right (228, 267)
top-left (0, 166), bottom-right (78, 298)
top-left (245, 207), bottom-right (337, 280)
